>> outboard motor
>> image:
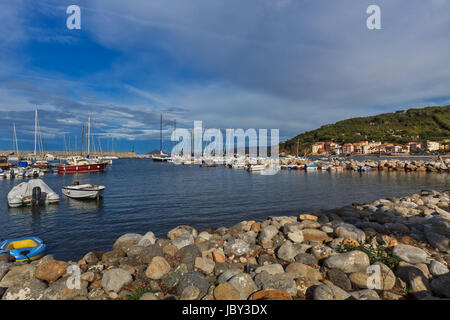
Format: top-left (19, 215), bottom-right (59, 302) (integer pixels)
top-left (32, 186), bottom-right (41, 206)
top-left (74, 181), bottom-right (80, 185)
top-left (33, 170), bottom-right (39, 178)
top-left (10, 169), bottom-right (15, 179)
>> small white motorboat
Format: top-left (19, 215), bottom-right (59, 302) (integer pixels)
top-left (8, 179), bottom-right (59, 207)
top-left (62, 182), bottom-right (105, 200)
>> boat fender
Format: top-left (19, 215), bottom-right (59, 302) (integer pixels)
top-left (32, 186), bottom-right (41, 206)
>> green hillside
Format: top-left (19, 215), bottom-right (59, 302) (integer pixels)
top-left (280, 105), bottom-right (450, 154)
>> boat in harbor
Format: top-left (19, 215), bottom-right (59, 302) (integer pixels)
top-left (7, 179), bottom-right (59, 207)
top-left (0, 156), bottom-right (9, 170)
top-left (62, 182), bottom-right (105, 200)
top-left (245, 164), bottom-right (266, 172)
top-left (0, 237), bottom-right (46, 262)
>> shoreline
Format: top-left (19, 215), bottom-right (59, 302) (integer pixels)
top-left (1, 189), bottom-right (449, 300)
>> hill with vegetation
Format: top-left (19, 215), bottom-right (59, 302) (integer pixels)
top-left (280, 105), bottom-right (450, 154)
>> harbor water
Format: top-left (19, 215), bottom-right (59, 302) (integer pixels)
top-left (0, 159), bottom-right (449, 261)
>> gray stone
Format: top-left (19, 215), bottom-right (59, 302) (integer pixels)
top-left (334, 223), bottom-right (366, 242)
top-left (0, 254), bottom-right (15, 263)
top-left (138, 244), bottom-right (164, 264)
top-left (255, 264), bottom-right (285, 275)
top-left (162, 264), bottom-right (188, 289)
top-left (113, 233), bottom-right (143, 252)
top-left (180, 285), bottom-right (200, 300)
top-left (168, 225), bottom-right (198, 240)
top-left (126, 245), bottom-right (146, 259)
top-left (42, 276), bottom-right (88, 300)
top-left (101, 268), bottom-right (133, 293)
top-left (2, 279), bottom-right (47, 300)
top-left (429, 260), bottom-right (449, 276)
top-left (0, 262), bottom-right (11, 282)
top-left (228, 273), bottom-right (259, 300)
top-left (137, 232), bottom-right (157, 247)
top-left (177, 244), bottom-right (201, 268)
top-left (0, 264), bottom-right (36, 288)
top-left (350, 289), bottom-right (380, 300)
top-left (425, 232), bottom-right (450, 253)
top-left (140, 292), bottom-right (160, 300)
top-left (276, 240), bottom-right (298, 262)
top-left (323, 251), bottom-right (370, 273)
top-left (396, 263), bottom-right (431, 299)
top-left (430, 275), bottom-right (450, 298)
top-left (285, 263), bottom-right (322, 281)
top-left (294, 253), bottom-right (318, 265)
top-left (177, 272), bottom-right (210, 299)
top-left (327, 269), bottom-right (352, 291)
top-left (392, 244), bottom-right (427, 264)
top-left (253, 272), bottom-right (296, 296)
top-left (313, 284), bottom-right (352, 300)
top-left (217, 268), bottom-right (243, 283)
top-left (287, 231), bottom-right (304, 243)
top-left (172, 233), bottom-right (195, 250)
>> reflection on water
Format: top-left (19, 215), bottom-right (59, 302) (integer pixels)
top-left (7, 203), bottom-right (60, 217)
top-left (63, 197), bottom-right (104, 211)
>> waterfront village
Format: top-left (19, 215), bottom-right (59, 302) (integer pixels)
top-left (310, 139), bottom-right (450, 156)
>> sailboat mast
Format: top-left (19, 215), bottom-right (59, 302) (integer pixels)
top-left (87, 116), bottom-right (91, 156)
top-left (160, 113), bottom-right (162, 153)
top-left (81, 125), bottom-right (84, 156)
top-left (13, 123), bottom-right (19, 159)
top-left (34, 108), bottom-right (37, 156)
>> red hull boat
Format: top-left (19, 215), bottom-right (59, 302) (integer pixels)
top-left (58, 163), bottom-right (107, 174)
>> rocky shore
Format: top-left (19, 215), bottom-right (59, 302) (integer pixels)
top-left (1, 189), bottom-right (450, 300)
top-left (282, 158), bottom-right (450, 173)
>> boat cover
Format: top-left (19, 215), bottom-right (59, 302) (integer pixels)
top-left (8, 179), bottom-right (56, 201)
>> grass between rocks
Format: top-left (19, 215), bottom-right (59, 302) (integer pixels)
top-left (339, 238), bottom-right (401, 269)
top-left (127, 287), bottom-right (154, 300)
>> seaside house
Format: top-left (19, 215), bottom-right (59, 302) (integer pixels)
top-left (427, 141), bottom-right (441, 152)
top-left (342, 143), bottom-right (354, 154)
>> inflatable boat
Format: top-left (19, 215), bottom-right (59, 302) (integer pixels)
top-left (0, 237), bottom-right (46, 262)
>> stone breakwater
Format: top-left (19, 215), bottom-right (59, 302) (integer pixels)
top-left (1, 190), bottom-right (450, 300)
top-left (283, 158), bottom-right (450, 173)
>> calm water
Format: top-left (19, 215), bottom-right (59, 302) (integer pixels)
top-left (0, 159), bottom-right (449, 261)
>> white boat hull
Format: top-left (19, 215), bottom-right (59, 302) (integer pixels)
top-left (62, 185), bottom-right (105, 199)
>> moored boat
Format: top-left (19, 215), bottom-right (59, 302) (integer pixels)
top-left (58, 156), bottom-right (107, 174)
top-left (7, 179), bottom-right (59, 207)
top-left (62, 182), bottom-right (105, 200)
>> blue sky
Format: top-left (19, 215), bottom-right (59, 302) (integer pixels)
top-left (1, 0), bottom-right (450, 154)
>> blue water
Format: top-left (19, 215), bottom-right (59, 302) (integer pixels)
top-left (1, 159), bottom-right (449, 261)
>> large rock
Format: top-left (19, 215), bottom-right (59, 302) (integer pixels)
top-left (334, 223), bottom-right (366, 243)
top-left (349, 262), bottom-right (396, 290)
top-left (255, 264), bottom-right (285, 275)
top-left (139, 244), bottom-right (163, 263)
top-left (113, 233), bottom-right (143, 252)
top-left (172, 233), bottom-right (195, 250)
top-left (0, 264), bottom-right (36, 288)
top-left (224, 238), bottom-right (251, 256)
top-left (137, 232), bottom-right (157, 247)
top-left (425, 232), bottom-right (450, 253)
top-left (350, 289), bottom-right (380, 300)
top-left (287, 231), bottom-right (304, 243)
top-left (302, 229), bottom-right (329, 243)
top-left (228, 273), bottom-right (258, 300)
top-left (2, 279), bottom-right (47, 300)
top-left (214, 282), bottom-right (241, 300)
top-left (253, 272), bottom-right (296, 296)
top-left (323, 251), bottom-right (370, 273)
top-left (194, 257), bottom-right (215, 275)
top-left (327, 269), bottom-right (352, 291)
top-left (36, 260), bottom-right (69, 283)
top-left (276, 241), bottom-right (298, 262)
top-left (429, 260), bottom-right (449, 276)
top-left (145, 256), bottom-right (171, 280)
top-left (101, 268), bottom-right (133, 293)
top-left (0, 262), bottom-right (11, 282)
top-left (217, 268), bottom-right (243, 283)
top-left (177, 272), bottom-right (210, 299)
top-left (396, 262), bottom-right (431, 298)
top-left (42, 276), bottom-right (89, 300)
top-left (313, 284), bottom-right (351, 300)
top-left (162, 264), bottom-right (188, 289)
top-left (392, 244), bottom-right (427, 264)
top-left (168, 225), bottom-right (198, 240)
top-left (285, 263), bottom-right (322, 281)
